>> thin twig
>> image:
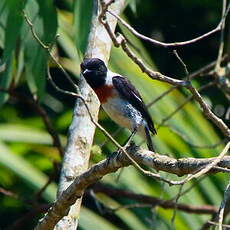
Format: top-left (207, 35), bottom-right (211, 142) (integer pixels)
top-left (173, 142), bottom-right (230, 185)
top-left (23, 11), bottom-right (79, 93)
top-left (147, 86), bottom-right (177, 108)
top-left (119, 35), bottom-right (187, 86)
top-left (107, 2), bottom-right (230, 48)
top-left (208, 221), bottom-right (230, 229)
top-left (157, 81), bottom-right (215, 129)
top-left (34, 176), bottom-right (54, 202)
top-left (147, 55), bottom-right (228, 109)
top-left (99, 0), bottom-right (120, 47)
top-left (186, 84), bottom-right (230, 139)
top-left (215, 0), bottom-right (227, 71)
top-left (171, 184), bottom-right (184, 229)
top-left (217, 182), bottom-right (230, 230)
top-left (170, 177), bottom-right (206, 201)
top-left (0, 187), bottom-right (18, 199)
top-left (172, 50), bottom-right (189, 77)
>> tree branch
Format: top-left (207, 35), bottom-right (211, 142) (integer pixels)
top-left (90, 183), bottom-right (218, 215)
top-left (107, 2), bottom-right (230, 48)
top-left (186, 84), bottom-right (230, 139)
top-left (34, 143), bottom-right (230, 230)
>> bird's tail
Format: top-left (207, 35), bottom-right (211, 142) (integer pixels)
top-left (144, 126), bottom-right (155, 152)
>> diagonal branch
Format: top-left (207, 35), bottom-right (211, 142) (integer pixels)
top-left (186, 84), bottom-right (230, 139)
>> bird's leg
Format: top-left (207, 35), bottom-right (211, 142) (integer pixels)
top-left (123, 128), bottom-right (138, 150)
top-left (116, 129), bottom-right (137, 155)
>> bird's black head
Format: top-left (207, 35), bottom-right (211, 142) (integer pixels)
top-left (80, 58), bottom-right (107, 88)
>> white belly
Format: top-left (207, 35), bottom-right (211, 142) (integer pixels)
top-left (102, 97), bottom-right (144, 132)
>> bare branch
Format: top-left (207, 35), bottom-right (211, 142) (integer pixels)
top-left (147, 55), bottom-right (228, 109)
top-left (0, 187), bottom-right (18, 199)
top-left (157, 81), bottom-right (215, 128)
top-left (186, 84), bottom-right (230, 139)
top-left (202, 181), bottom-right (230, 230)
top-left (215, 0), bottom-right (228, 71)
top-left (91, 183), bottom-right (218, 214)
top-left (208, 221), bottom-right (230, 229)
top-left (217, 182), bottom-right (230, 230)
top-left (119, 35), bottom-right (187, 86)
top-left (174, 141), bottom-right (230, 184)
top-left (107, 2), bottom-right (230, 48)
top-left (172, 50), bottom-right (189, 77)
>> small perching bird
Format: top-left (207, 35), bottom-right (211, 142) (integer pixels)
top-left (81, 58), bottom-right (156, 151)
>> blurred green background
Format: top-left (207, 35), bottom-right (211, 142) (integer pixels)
top-left (0, 0), bottom-right (229, 229)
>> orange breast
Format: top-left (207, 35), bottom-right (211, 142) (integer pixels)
top-left (94, 85), bottom-right (114, 103)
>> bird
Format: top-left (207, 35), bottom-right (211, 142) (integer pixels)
top-left (80, 58), bottom-right (156, 151)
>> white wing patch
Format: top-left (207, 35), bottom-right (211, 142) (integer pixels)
top-left (133, 93), bottom-right (142, 102)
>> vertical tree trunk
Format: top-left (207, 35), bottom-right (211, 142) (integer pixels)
top-left (54, 0), bottom-right (125, 229)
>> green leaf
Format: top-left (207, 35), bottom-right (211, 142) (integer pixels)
top-left (0, 56), bottom-right (13, 105)
top-left (37, 0), bottom-right (58, 43)
top-left (23, 0), bottom-right (57, 100)
top-left (79, 207), bottom-right (121, 230)
top-left (15, 43), bottom-right (25, 84)
top-left (126, 0), bottom-right (137, 14)
top-left (0, 1), bottom-right (8, 48)
top-left (2, 0), bottom-right (26, 61)
top-left (0, 0), bottom-right (26, 106)
top-left (0, 141), bottom-right (56, 202)
top-left (96, 194), bottom-right (149, 230)
top-left (73, 0), bottom-right (94, 56)
top-left (0, 124), bottom-right (53, 144)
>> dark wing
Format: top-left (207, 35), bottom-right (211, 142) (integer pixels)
top-left (112, 76), bottom-right (156, 135)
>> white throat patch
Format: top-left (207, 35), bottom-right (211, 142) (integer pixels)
top-left (106, 70), bottom-right (117, 86)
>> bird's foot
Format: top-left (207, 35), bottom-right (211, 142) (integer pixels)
top-left (117, 141), bottom-right (138, 155)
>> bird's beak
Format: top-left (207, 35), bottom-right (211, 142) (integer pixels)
top-left (83, 69), bottom-right (92, 75)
